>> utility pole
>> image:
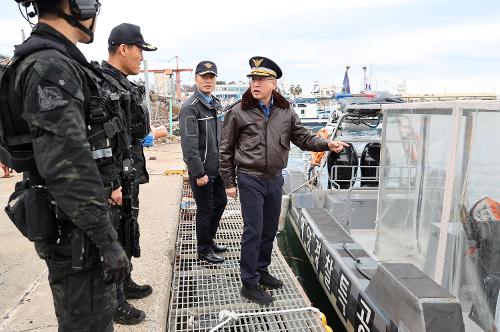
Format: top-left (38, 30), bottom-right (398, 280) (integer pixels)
top-left (21, 28), bottom-right (26, 41)
top-left (141, 67), bottom-right (174, 136)
top-left (143, 59), bottom-right (152, 125)
top-left (172, 56), bottom-right (192, 100)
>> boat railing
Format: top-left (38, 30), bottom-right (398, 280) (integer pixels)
top-left (328, 164), bottom-right (416, 232)
top-left (328, 164), bottom-right (416, 190)
top-left (329, 165), bottom-right (379, 190)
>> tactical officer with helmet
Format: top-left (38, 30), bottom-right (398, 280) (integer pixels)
top-left (100, 22), bottom-right (157, 325)
top-left (1, 1), bottom-right (129, 330)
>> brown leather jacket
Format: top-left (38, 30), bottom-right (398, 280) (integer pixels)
top-left (219, 89), bottom-right (329, 188)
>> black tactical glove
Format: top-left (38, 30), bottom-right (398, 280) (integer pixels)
top-left (99, 240), bottom-right (130, 284)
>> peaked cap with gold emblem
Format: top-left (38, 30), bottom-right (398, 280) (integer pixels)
top-left (247, 56), bottom-right (282, 79)
top-left (195, 61), bottom-right (218, 76)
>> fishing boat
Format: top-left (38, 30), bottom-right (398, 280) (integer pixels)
top-left (282, 100), bottom-right (500, 331)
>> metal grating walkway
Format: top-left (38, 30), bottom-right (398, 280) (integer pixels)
top-left (167, 179), bottom-right (325, 331)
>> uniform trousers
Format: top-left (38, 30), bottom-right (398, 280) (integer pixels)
top-left (35, 237), bottom-right (116, 332)
top-left (189, 174), bottom-right (227, 255)
top-left (237, 172), bottom-right (283, 286)
top-left (111, 182), bottom-right (141, 305)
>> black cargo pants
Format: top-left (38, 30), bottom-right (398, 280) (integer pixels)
top-left (35, 239), bottom-right (116, 332)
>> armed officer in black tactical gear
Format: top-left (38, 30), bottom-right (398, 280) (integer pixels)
top-left (1, 1), bottom-right (130, 330)
top-left (100, 22), bottom-right (157, 325)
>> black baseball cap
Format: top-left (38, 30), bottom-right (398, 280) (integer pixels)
top-left (108, 23), bottom-right (157, 51)
top-left (195, 61), bottom-right (217, 76)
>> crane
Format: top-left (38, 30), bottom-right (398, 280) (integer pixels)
top-left (172, 56), bottom-right (192, 100)
top-left (140, 56), bottom-right (192, 100)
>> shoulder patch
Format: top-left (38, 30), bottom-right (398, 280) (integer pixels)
top-left (190, 99), bottom-right (198, 106)
top-left (37, 85), bottom-right (69, 112)
top-left (32, 55), bottom-right (84, 102)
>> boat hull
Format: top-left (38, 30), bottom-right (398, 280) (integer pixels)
top-left (286, 193), bottom-right (465, 332)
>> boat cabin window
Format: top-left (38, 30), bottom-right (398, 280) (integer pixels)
top-left (375, 102), bottom-right (500, 331)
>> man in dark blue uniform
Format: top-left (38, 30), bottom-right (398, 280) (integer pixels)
top-left (2, 0), bottom-right (130, 330)
top-left (101, 23), bottom-right (157, 325)
top-left (219, 56), bottom-right (347, 305)
top-left (180, 61), bottom-right (227, 264)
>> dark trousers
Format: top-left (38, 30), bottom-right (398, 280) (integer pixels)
top-left (189, 174), bottom-right (227, 255)
top-left (35, 242), bottom-right (116, 332)
top-left (237, 172), bottom-right (283, 286)
top-left (110, 184), bottom-right (140, 305)
top-left (116, 256), bottom-right (132, 304)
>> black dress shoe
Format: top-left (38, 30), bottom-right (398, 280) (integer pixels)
top-left (259, 271), bottom-right (283, 289)
top-left (212, 243), bottom-right (228, 253)
top-left (198, 251), bottom-right (224, 264)
top-left (240, 284), bottom-right (274, 305)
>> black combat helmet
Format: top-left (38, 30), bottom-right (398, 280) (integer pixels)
top-left (14, 0), bottom-right (101, 43)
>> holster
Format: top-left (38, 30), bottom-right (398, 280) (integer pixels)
top-left (4, 179), bottom-right (57, 243)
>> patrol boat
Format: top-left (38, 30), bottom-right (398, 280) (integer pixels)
top-left (282, 100), bottom-right (500, 331)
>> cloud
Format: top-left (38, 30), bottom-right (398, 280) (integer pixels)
top-left (0, 0), bottom-right (498, 94)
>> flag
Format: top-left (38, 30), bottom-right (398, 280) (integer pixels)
top-left (342, 67), bottom-right (350, 93)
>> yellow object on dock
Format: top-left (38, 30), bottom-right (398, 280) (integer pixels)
top-left (163, 168), bottom-right (187, 176)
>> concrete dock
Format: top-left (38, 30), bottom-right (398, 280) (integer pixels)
top-left (0, 143), bottom-right (184, 332)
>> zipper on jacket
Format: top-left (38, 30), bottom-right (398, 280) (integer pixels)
top-left (202, 120), bottom-right (208, 163)
top-left (264, 112), bottom-right (268, 171)
top-left (197, 117), bottom-right (212, 164)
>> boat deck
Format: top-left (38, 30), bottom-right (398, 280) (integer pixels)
top-left (167, 179), bottom-right (326, 331)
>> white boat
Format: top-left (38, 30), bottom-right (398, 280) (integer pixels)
top-left (282, 100), bottom-right (500, 331)
top-left (291, 101), bottom-right (331, 128)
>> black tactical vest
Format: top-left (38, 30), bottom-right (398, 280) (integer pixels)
top-left (0, 35), bottom-right (126, 187)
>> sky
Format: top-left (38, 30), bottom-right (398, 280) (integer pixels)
top-left (0, 0), bottom-right (499, 95)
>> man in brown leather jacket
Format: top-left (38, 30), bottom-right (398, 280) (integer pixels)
top-left (219, 56), bottom-right (347, 305)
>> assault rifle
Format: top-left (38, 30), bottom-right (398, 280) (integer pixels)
top-left (119, 92), bottom-right (140, 258)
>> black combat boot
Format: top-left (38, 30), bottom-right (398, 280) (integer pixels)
top-left (259, 271), bottom-right (283, 289)
top-left (113, 301), bottom-right (146, 325)
top-left (240, 284), bottom-right (274, 305)
top-left (123, 279), bottom-right (153, 299)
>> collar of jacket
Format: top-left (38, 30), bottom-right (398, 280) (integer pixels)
top-left (101, 60), bottom-right (133, 91)
top-left (194, 90), bottom-right (219, 109)
top-left (15, 23), bottom-right (95, 73)
top-left (241, 88), bottom-right (290, 111)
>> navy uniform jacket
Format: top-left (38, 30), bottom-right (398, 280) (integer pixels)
top-left (180, 91), bottom-right (223, 179)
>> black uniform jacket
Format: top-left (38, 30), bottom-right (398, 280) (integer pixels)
top-left (180, 90), bottom-right (223, 179)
